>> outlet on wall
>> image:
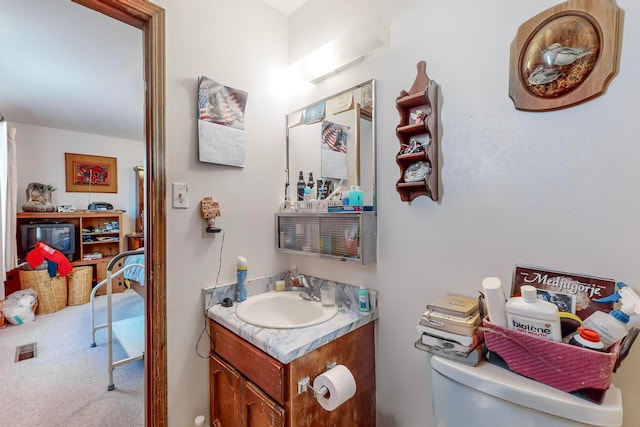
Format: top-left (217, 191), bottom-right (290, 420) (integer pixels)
top-left (202, 221), bottom-right (219, 238)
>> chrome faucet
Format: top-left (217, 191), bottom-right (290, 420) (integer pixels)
top-left (292, 274), bottom-right (320, 301)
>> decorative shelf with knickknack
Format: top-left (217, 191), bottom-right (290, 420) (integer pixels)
top-left (395, 61), bottom-right (439, 202)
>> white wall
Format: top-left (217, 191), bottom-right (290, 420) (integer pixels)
top-left (157, 0), bottom-right (640, 425)
top-left (157, 0), bottom-right (289, 424)
top-left (11, 122), bottom-right (144, 235)
top-left (286, 1), bottom-right (640, 426)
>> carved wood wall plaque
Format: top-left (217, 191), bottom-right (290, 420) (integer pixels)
top-left (508, 0), bottom-right (621, 112)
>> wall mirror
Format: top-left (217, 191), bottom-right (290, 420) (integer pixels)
top-left (286, 80), bottom-right (376, 209)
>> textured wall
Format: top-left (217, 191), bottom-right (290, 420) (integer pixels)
top-left (288, 1), bottom-right (640, 426)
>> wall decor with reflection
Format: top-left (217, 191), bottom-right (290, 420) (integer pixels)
top-left (508, 0), bottom-right (621, 112)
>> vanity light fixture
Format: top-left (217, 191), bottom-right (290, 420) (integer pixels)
top-left (285, 20), bottom-right (389, 84)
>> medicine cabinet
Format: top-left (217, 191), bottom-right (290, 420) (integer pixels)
top-left (275, 212), bottom-right (376, 265)
top-left (395, 61), bottom-right (439, 202)
top-left (286, 80), bottom-right (376, 208)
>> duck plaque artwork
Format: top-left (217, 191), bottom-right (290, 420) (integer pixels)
top-left (509, 0), bottom-right (621, 111)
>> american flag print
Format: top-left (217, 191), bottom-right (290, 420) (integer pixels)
top-left (198, 87), bottom-right (213, 121)
top-left (321, 120), bottom-right (349, 153)
top-left (197, 76), bottom-right (248, 130)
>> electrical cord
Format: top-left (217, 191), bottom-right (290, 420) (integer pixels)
top-left (196, 229), bottom-right (225, 359)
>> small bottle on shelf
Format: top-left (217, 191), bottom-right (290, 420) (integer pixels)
top-left (297, 171), bottom-right (305, 201)
top-left (307, 172), bottom-right (314, 194)
top-left (350, 186), bottom-right (363, 206)
top-left (358, 285), bottom-right (370, 312)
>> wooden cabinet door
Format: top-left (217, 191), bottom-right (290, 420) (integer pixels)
top-left (241, 379), bottom-right (285, 427)
top-left (210, 354), bottom-right (241, 427)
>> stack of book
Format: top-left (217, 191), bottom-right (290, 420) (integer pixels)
top-left (415, 293), bottom-right (485, 366)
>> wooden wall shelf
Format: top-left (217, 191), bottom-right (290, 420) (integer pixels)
top-left (395, 61), bottom-right (439, 202)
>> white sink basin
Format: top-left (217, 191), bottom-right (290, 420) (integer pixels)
top-left (235, 291), bottom-right (338, 329)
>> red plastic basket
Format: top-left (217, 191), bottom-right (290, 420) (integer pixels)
top-left (482, 319), bottom-right (619, 398)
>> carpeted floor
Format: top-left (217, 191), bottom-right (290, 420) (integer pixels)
top-left (0, 290), bottom-right (144, 427)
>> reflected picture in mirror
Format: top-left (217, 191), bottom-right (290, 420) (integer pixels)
top-left (285, 80), bottom-right (376, 211)
top-left (321, 120), bottom-right (349, 180)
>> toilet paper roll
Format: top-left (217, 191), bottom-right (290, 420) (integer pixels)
top-left (482, 277), bottom-right (508, 328)
top-left (312, 364), bottom-right (357, 411)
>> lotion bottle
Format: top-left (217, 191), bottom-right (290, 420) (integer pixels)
top-left (505, 285), bottom-right (562, 342)
top-left (358, 285), bottom-right (370, 312)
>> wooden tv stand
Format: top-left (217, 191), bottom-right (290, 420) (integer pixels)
top-left (17, 211), bottom-right (125, 293)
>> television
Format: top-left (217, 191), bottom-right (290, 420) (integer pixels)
top-left (19, 222), bottom-right (76, 262)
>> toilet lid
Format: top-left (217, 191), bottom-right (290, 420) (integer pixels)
top-left (430, 355), bottom-right (623, 427)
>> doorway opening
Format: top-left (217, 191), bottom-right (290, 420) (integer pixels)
top-left (72, 1), bottom-right (168, 425)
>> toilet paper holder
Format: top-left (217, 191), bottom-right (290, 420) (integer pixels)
top-left (297, 361), bottom-right (337, 397)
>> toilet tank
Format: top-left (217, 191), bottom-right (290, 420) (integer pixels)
top-left (430, 355), bottom-right (623, 427)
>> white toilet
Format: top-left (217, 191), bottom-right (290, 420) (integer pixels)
top-left (430, 355), bottom-right (623, 427)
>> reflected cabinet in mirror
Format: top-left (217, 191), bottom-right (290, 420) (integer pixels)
top-left (285, 80), bottom-right (376, 211)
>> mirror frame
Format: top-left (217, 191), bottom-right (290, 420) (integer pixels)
top-left (286, 79), bottom-right (376, 209)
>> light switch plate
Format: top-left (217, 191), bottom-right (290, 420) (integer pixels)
top-left (172, 183), bottom-right (188, 208)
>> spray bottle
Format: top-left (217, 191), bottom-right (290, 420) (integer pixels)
top-left (236, 256), bottom-right (247, 302)
top-left (581, 282), bottom-right (640, 348)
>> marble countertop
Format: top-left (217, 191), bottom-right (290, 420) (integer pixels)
top-left (207, 288), bottom-right (378, 364)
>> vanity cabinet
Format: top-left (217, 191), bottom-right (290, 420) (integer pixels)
top-left (395, 61), bottom-right (439, 202)
top-left (210, 354), bottom-right (285, 426)
top-left (275, 212), bottom-right (376, 264)
top-left (209, 320), bottom-right (376, 427)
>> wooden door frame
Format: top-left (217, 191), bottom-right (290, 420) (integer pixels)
top-left (71, 1), bottom-right (167, 425)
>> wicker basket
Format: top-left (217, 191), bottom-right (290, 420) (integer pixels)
top-left (19, 269), bottom-right (67, 314)
top-left (483, 319), bottom-right (619, 403)
top-left (67, 266), bottom-right (93, 306)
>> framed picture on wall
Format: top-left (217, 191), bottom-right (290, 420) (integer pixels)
top-left (508, 0), bottom-right (621, 112)
top-left (65, 153), bottom-right (118, 193)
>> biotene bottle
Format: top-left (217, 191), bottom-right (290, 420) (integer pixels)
top-left (505, 285), bottom-right (562, 342)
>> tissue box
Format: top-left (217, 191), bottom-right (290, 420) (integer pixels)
top-left (483, 319), bottom-right (619, 403)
